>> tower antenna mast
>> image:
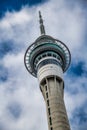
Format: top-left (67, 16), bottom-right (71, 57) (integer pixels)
top-left (39, 11), bottom-right (46, 35)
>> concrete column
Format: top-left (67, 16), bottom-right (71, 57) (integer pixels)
top-left (40, 76), bottom-right (71, 130)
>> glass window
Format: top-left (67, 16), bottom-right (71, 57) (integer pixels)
top-left (38, 57), bottom-right (41, 60)
top-left (43, 54), bottom-right (46, 57)
top-left (46, 93), bottom-right (48, 98)
top-left (53, 54), bottom-right (56, 58)
top-left (48, 108), bottom-right (50, 115)
top-left (49, 117), bottom-right (52, 125)
top-left (51, 127), bottom-right (53, 130)
top-left (37, 58), bottom-right (61, 70)
top-left (47, 100), bottom-right (49, 106)
top-left (48, 53), bottom-right (51, 56)
top-left (45, 85), bottom-right (47, 91)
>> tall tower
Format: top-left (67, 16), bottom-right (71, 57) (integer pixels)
top-left (24, 11), bottom-right (71, 130)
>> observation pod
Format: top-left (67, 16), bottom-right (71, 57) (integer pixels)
top-left (24, 11), bottom-right (71, 130)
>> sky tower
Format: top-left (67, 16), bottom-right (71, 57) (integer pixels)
top-left (24, 11), bottom-right (71, 130)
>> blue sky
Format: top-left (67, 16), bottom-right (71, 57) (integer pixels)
top-left (0, 0), bottom-right (87, 130)
top-left (0, 0), bottom-right (46, 17)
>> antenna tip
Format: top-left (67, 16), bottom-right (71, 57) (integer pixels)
top-left (39, 11), bottom-right (41, 17)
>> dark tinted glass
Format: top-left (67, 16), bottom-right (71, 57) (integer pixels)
top-left (38, 59), bottom-right (60, 70)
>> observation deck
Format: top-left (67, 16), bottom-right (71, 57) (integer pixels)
top-left (24, 34), bottom-right (71, 77)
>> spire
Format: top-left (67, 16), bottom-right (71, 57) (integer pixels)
top-left (39, 11), bottom-right (46, 35)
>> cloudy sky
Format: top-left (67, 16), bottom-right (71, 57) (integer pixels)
top-left (0, 0), bottom-right (87, 130)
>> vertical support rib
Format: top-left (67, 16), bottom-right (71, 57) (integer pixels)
top-left (40, 76), bottom-right (71, 130)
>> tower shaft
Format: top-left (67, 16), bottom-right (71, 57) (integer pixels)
top-left (40, 76), bottom-right (70, 130)
top-left (37, 62), bottom-right (71, 130)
